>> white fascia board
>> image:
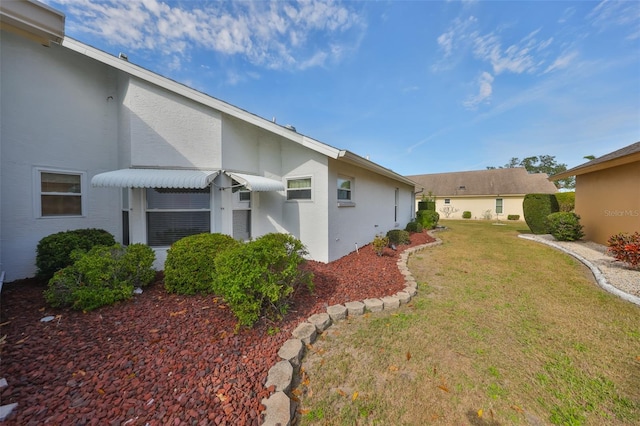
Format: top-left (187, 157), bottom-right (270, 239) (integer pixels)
top-left (0, 0), bottom-right (65, 45)
top-left (60, 37), bottom-right (350, 159)
top-left (337, 150), bottom-right (416, 187)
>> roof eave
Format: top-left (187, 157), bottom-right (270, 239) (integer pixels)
top-left (550, 151), bottom-right (640, 181)
top-left (338, 151), bottom-right (416, 186)
top-left (0, 0), bottom-right (65, 46)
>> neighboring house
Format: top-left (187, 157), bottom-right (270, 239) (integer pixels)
top-left (406, 168), bottom-right (558, 220)
top-left (0, 1), bottom-right (416, 282)
top-left (550, 142), bottom-right (640, 245)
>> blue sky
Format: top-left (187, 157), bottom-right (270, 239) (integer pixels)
top-left (45, 0), bottom-right (639, 175)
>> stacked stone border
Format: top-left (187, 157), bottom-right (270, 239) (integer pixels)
top-left (261, 234), bottom-right (442, 425)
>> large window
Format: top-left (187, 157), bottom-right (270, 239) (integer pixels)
top-left (37, 169), bottom-right (84, 217)
top-left (495, 198), bottom-right (503, 214)
top-left (286, 177), bottom-right (312, 200)
top-left (146, 188), bottom-right (210, 246)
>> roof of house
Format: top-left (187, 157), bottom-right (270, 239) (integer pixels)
top-left (550, 141), bottom-right (640, 181)
top-left (2, 0), bottom-right (415, 187)
top-left (406, 167), bottom-right (558, 197)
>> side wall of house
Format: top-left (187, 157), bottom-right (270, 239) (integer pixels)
top-left (328, 161), bottom-right (414, 261)
top-left (0, 31), bottom-right (121, 281)
top-left (221, 115), bottom-right (330, 262)
top-left (575, 161), bottom-right (640, 245)
top-left (424, 196), bottom-right (526, 220)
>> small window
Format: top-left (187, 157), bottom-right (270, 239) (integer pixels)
top-left (444, 198), bottom-right (451, 205)
top-left (286, 177), bottom-right (312, 200)
top-left (337, 177), bottom-right (352, 201)
top-left (38, 169), bottom-right (84, 217)
top-left (496, 198), bottom-right (503, 214)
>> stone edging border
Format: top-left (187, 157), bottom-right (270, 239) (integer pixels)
top-left (518, 234), bottom-right (640, 307)
top-left (261, 233), bottom-right (443, 425)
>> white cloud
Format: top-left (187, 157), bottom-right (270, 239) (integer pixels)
top-left (463, 71), bottom-right (494, 109)
top-left (472, 29), bottom-right (549, 75)
top-left (50, 0), bottom-right (365, 70)
top-left (588, 0), bottom-right (640, 39)
top-left (544, 50), bottom-right (579, 73)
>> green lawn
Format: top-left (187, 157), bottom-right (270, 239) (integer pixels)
top-left (296, 220), bottom-right (640, 425)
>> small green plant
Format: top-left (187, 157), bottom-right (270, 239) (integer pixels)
top-left (546, 212), bottom-right (584, 241)
top-left (507, 214), bottom-right (520, 220)
top-left (372, 234), bottom-right (389, 256)
top-left (417, 210), bottom-right (439, 229)
top-left (405, 221), bottom-right (423, 233)
top-left (462, 211), bottom-right (472, 219)
top-left (213, 233), bottom-right (313, 328)
top-left (386, 229), bottom-right (410, 246)
top-left (36, 228), bottom-right (116, 281)
top-left (607, 232), bottom-right (640, 269)
top-left (164, 233), bottom-right (240, 294)
top-left (44, 243), bottom-right (155, 311)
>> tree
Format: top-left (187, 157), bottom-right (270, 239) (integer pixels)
top-left (487, 155), bottom-right (574, 189)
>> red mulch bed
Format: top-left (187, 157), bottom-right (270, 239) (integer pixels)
top-left (0, 232), bottom-right (435, 425)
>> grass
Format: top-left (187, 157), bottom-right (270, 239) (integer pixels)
top-left (296, 220), bottom-right (640, 425)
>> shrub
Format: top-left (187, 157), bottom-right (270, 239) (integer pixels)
top-left (482, 209), bottom-right (493, 220)
top-left (523, 194), bottom-right (559, 234)
top-left (462, 211), bottom-right (472, 219)
top-left (405, 221), bottom-right (423, 233)
top-left (36, 228), bottom-right (116, 281)
top-left (44, 243), bottom-right (155, 311)
top-left (372, 234), bottom-right (389, 256)
top-left (546, 212), bottom-right (584, 241)
top-left (164, 233), bottom-right (240, 295)
top-left (417, 210), bottom-right (440, 229)
top-left (507, 215), bottom-right (520, 220)
top-left (386, 229), bottom-right (410, 246)
top-left (213, 233), bottom-right (313, 328)
top-left (607, 232), bottom-right (640, 270)
top-left (555, 192), bottom-right (576, 212)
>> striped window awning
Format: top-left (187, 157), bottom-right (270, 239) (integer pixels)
top-left (91, 169), bottom-right (220, 189)
top-left (225, 172), bottom-right (284, 192)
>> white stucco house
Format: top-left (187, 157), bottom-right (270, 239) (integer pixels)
top-left (0, 1), bottom-right (416, 282)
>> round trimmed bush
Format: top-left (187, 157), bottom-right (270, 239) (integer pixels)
top-left (36, 228), bottom-right (116, 280)
top-left (405, 221), bottom-right (423, 233)
top-left (523, 193), bottom-right (559, 234)
top-left (417, 210), bottom-right (440, 229)
top-left (164, 233), bottom-right (240, 294)
top-left (462, 211), bottom-right (472, 219)
top-left (387, 229), bottom-right (411, 246)
top-left (546, 212), bottom-right (584, 241)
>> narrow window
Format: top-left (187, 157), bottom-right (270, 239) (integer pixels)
top-left (38, 170), bottom-right (84, 217)
top-left (394, 188), bottom-right (399, 222)
top-left (444, 198), bottom-right (451, 205)
top-left (286, 177), bottom-right (312, 200)
top-left (495, 198), bottom-right (503, 214)
top-left (146, 187), bottom-right (211, 247)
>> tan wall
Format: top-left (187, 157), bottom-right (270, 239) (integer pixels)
top-left (574, 161), bottom-right (640, 245)
top-left (417, 196), bottom-right (527, 221)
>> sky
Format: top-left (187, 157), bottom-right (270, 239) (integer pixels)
top-left (44, 0), bottom-right (640, 176)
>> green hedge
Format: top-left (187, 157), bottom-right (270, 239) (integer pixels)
top-left (462, 211), bottom-right (472, 219)
top-left (555, 192), bottom-right (576, 212)
top-left (417, 210), bottom-right (440, 229)
top-left (386, 229), bottom-right (410, 246)
top-left (36, 229), bottom-right (116, 281)
top-left (213, 233), bottom-right (313, 328)
top-left (405, 221), bottom-right (423, 233)
top-left (546, 212), bottom-right (584, 241)
top-left (523, 194), bottom-right (559, 234)
top-left (164, 233), bottom-right (240, 295)
top-left (44, 243), bottom-right (155, 311)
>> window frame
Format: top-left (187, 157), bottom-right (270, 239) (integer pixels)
top-left (337, 175), bottom-right (355, 207)
top-left (145, 187), bottom-right (212, 247)
top-left (444, 198), bottom-right (451, 205)
top-left (495, 198), bottom-right (504, 215)
top-left (34, 167), bottom-right (86, 218)
top-left (286, 176), bottom-right (313, 201)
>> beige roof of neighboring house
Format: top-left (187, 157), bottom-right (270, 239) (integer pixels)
top-left (551, 141), bottom-right (640, 181)
top-left (406, 167), bottom-right (558, 197)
